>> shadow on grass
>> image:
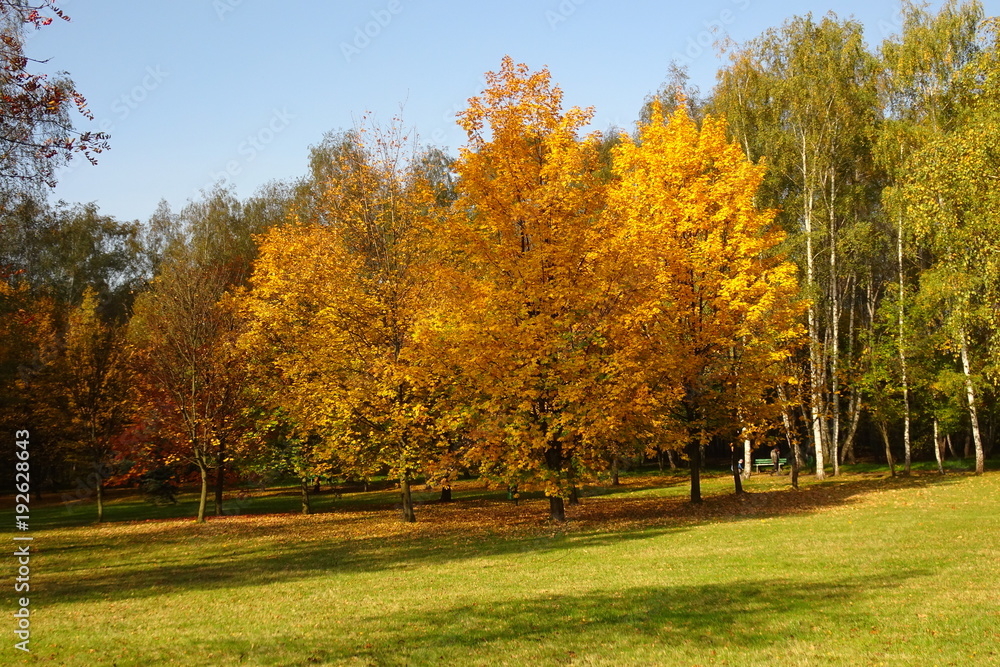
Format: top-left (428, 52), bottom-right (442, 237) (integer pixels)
top-left (23, 485), bottom-right (403, 530)
top-left (218, 571), bottom-right (929, 665)
top-left (17, 466), bottom-right (966, 531)
top-left (685, 471), bottom-right (963, 519)
top-left (32, 471), bottom-right (971, 609)
top-left (35, 513), bottom-right (692, 606)
top-left (582, 472), bottom-right (691, 499)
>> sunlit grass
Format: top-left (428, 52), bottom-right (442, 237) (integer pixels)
top-left (4, 466), bottom-right (999, 666)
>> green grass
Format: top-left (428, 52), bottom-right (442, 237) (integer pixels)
top-left (4, 466), bottom-right (1000, 666)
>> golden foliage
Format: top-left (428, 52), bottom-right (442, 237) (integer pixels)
top-left (605, 99), bottom-right (804, 438)
top-left (241, 59), bottom-right (804, 515)
top-left (239, 121), bottom-right (445, 504)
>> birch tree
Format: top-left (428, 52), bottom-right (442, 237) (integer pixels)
top-left (877, 0), bottom-right (983, 474)
top-left (713, 13), bottom-right (879, 478)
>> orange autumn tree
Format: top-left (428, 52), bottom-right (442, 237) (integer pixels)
top-left (605, 99), bottom-right (804, 503)
top-left (427, 57), bottom-right (645, 522)
top-left (129, 258), bottom-right (249, 523)
top-left (58, 287), bottom-right (133, 522)
top-left (240, 122), bottom-right (443, 522)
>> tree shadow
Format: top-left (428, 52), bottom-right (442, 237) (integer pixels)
top-left (663, 471), bottom-right (965, 526)
top-left (212, 571), bottom-right (929, 665)
top-left (32, 471), bottom-right (971, 607)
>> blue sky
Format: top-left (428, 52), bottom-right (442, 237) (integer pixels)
top-left (25, 0), bottom-right (993, 223)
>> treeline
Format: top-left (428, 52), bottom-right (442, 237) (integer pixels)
top-left (2, 1), bottom-right (998, 523)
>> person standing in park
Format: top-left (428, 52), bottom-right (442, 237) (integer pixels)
top-left (771, 446), bottom-right (780, 475)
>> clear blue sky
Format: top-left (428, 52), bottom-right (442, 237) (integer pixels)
top-left (25, 0), bottom-right (993, 223)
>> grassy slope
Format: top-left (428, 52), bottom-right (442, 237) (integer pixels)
top-left (4, 466), bottom-right (1000, 666)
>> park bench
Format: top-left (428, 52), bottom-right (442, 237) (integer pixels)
top-left (753, 457), bottom-right (787, 473)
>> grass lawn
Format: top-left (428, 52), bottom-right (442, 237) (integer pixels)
top-left (4, 464), bottom-right (999, 666)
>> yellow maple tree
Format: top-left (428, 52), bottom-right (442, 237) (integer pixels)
top-left (605, 99), bottom-right (804, 502)
top-left (424, 57), bottom-right (649, 521)
top-left (240, 121), bottom-right (444, 522)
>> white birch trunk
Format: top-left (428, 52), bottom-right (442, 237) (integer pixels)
top-left (933, 418), bottom-right (944, 475)
top-left (743, 435), bottom-right (752, 480)
top-left (829, 171), bottom-right (841, 477)
top-left (802, 138), bottom-right (826, 480)
top-left (898, 214), bottom-right (911, 476)
top-left (958, 327), bottom-right (985, 475)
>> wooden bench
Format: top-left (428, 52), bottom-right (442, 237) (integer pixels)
top-left (753, 458), bottom-right (787, 473)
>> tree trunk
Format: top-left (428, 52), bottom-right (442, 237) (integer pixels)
top-left (802, 167), bottom-right (827, 481)
top-left (544, 440), bottom-right (567, 520)
top-left (777, 384), bottom-right (799, 489)
top-left (96, 475), bottom-right (104, 524)
top-left (440, 487), bottom-right (453, 502)
top-left (549, 495), bottom-right (565, 522)
top-left (742, 435), bottom-right (752, 481)
top-left (687, 441), bottom-right (702, 504)
top-left (878, 421), bottom-right (896, 478)
top-left (667, 449), bottom-right (677, 470)
top-left (959, 329), bottom-right (985, 475)
top-left (898, 211), bottom-right (912, 477)
top-left (840, 389), bottom-right (861, 466)
top-left (809, 352), bottom-right (827, 480)
top-left (196, 462), bottom-right (209, 523)
top-left (841, 276), bottom-right (859, 468)
top-left (946, 433), bottom-right (959, 460)
top-left (934, 418), bottom-right (944, 475)
top-left (301, 477), bottom-right (311, 515)
top-left (901, 382), bottom-right (912, 475)
top-left (656, 448), bottom-right (664, 472)
top-left (731, 447), bottom-right (744, 495)
top-left (400, 476), bottom-right (416, 523)
top-left (829, 188), bottom-right (841, 478)
top-left (214, 443), bottom-right (226, 516)
top-left (569, 486), bottom-right (580, 505)
top-left (611, 455), bottom-right (620, 486)
top-left (791, 437), bottom-right (802, 491)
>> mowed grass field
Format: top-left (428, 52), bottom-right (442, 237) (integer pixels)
top-left (4, 465), bottom-right (1000, 666)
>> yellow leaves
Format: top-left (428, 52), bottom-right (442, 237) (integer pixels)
top-left (235, 58), bottom-right (807, 500)
top-left (239, 119), bottom-right (443, 484)
top-left (426, 59), bottom-right (631, 490)
top-left (603, 99), bottom-right (804, 434)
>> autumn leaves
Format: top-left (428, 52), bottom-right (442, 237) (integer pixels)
top-left (238, 56), bottom-right (802, 521)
